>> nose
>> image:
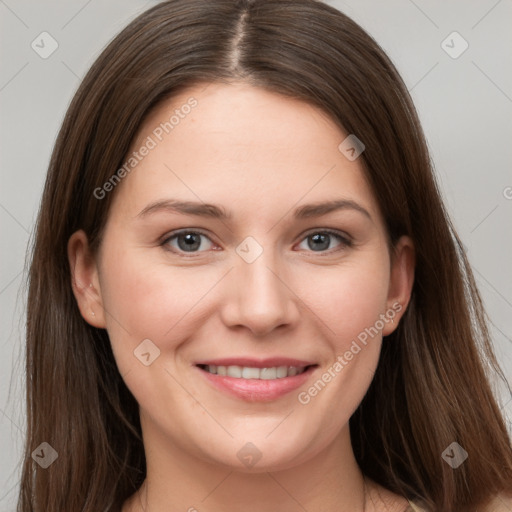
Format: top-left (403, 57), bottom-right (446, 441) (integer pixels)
top-left (219, 251), bottom-right (301, 337)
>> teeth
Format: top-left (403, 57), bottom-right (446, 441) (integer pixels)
top-left (276, 366), bottom-right (288, 378)
top-left (287, 366), bottom-right (298, 376)
top-left (227, 366), bottom-right (242, 378)
top-left (260, 367), bottom-right (277, 380)
top-left (202, 365), bottom-right (308, 379)
top-left (242, 367), bottom-right (260, 379)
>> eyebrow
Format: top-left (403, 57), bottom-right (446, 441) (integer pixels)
top-left (136, 198), bottom-right (371, 221)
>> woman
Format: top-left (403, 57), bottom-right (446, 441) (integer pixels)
top-left (20, 1), bottom-right (512, 511)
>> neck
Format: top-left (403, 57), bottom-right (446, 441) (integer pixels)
top-left (124, 421), bottom-right (369, 512)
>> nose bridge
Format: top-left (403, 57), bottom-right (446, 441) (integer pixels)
top-left (221, 240), bottom-right (299, 336)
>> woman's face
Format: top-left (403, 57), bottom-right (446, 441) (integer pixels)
top-left (70, 82), bottom-right (414, 471)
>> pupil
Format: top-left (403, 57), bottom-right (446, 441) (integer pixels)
top-left (308, 233), bottom-right (329, 251)
top-left (178, 233), bottom-right (201, 251)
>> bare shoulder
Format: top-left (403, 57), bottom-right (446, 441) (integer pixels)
top-left (364, 477), bottom-right (414, 512)
top-left (365, 481), bottom-right (512, 512)
top-left (483, 493), bottom-right (512, 511)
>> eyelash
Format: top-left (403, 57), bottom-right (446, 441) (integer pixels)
top-left (160, 228), bottom-right (353, 257)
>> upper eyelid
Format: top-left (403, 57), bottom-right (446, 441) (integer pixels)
top-left (161, 227), bottom-right (213, 242)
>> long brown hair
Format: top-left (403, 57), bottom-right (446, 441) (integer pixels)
top-left (20, 1), bottom-right (512, 510)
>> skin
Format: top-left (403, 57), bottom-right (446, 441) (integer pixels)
top-left (68, 82), bottom-right (415, 512)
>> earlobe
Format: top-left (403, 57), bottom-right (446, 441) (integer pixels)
top-left (382, 235), bottom-right (415, 336)
top-left (67, 229), bottom-right (107, 328)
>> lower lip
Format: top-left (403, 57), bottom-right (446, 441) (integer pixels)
top-left (196, 366), bottom-right (317, 402)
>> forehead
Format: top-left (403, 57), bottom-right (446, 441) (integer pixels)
top-left (108, 82), bottom-right (381, 226)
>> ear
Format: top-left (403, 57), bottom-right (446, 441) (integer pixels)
top-left (67, 229), bottom-right (107, 328)
top-left (382, 235), bottom-right (415, 336)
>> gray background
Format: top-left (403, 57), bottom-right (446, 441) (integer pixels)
top-left (1, 0), bottom-right (511, 509)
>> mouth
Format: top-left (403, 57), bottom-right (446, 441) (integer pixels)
top-left (196, 363), bottom-right (313, 379)
top-left (194, 359), bottom-right (318, 402)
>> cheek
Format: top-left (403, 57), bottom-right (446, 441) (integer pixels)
top-left (292, 258), bottom-right (391, 346)
top-left (290, 261), bottom-right (390, 427)
top-left (98, 247), bottom-right (223, 363)
top-left (100, 245), bottom-right (391, 350)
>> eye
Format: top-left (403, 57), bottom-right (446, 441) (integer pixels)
top-left (161, 229), bottom-right (351, 256)
top-left (296, 230), bottom-right (352, 253)
top-left (162, 230), bottom-right (215, 253)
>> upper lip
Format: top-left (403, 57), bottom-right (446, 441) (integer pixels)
top-left (195, 357), bottom-right (316, 368)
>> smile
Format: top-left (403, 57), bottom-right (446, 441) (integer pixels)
top-left (194, 361), bottom-right (318, 402)
top-left (197, 364), bottom-right (309, 379)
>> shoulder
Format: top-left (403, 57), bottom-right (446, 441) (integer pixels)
top-left (365, 477), bottom-right (512, 511)
top-left (484, 493), bottom-right (512, 511)
top-left (406, 501), bottom-right (427, 512)
top-left (406, 493), bottom-right (512, 512)
top-left (364, 477), bottom-right (412, 511)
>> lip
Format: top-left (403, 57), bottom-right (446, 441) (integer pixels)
top-left (194, 357), bottom-right (316, 368)
top-left (194, 359), bottom-right (318, 402)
